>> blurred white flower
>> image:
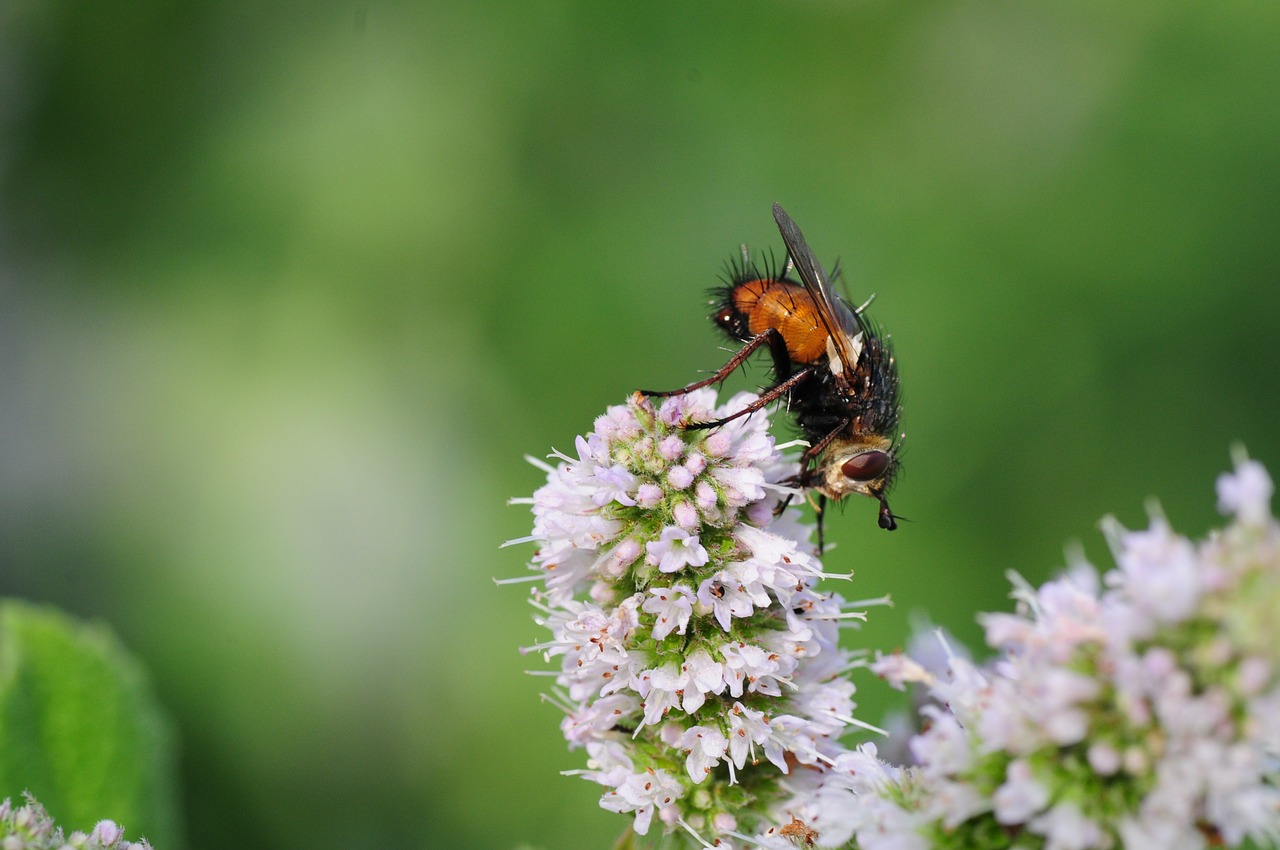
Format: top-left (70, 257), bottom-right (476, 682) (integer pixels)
top-left (0, 796), bottom-right (151, 850)
top-left (1217, 454), bottom-right (1273, 525)
top-left (839, 450), bottom-right (1280, 850)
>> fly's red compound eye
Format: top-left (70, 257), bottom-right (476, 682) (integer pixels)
top-left (842, 451), bottom-right (889, 481)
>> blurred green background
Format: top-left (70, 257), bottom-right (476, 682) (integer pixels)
top-left (1, 1), bottom-right (1278, 848)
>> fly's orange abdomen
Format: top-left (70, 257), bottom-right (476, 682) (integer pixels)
top-left (731, 280), bottom-right (828, 364)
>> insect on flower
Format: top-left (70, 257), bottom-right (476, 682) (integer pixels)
top-left (642, 203), bottom-right (903, 548)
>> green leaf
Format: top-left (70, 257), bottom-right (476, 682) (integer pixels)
top-left (0, 600), bottom-right (180, 845)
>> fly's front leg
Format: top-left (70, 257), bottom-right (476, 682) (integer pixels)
top-left (815, 493), bottom-right (828, 554)
top-left (683, 365), bottom-right (816, 430)
top-left (799, 423), bottom-right (847, 468)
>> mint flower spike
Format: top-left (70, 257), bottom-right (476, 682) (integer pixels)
top-left (857, 449), bottom-right (1280, 850)
top-left (0, 794), bottom-right (153, 850)
top-left (513, 390), bottom-right (883, 847)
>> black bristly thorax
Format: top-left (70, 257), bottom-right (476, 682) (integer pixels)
top-left (793, 325), bottom-right (899, 446)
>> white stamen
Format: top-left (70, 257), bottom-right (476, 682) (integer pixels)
top-left (677, 818), bottom-right (716, 848)
top-left (540, 691), bottom-right (575, 714)
top-left (834, 657), bottom-right (873, 676)
top-left (810, 610), bottom-right (869, 622)
top-left (843, 594), bottom-right (894, 609)
top-left (828, 711), bottom-right (889, 736)
top-left (493, 574), bottom-right (541, 585)
top-left (523, 454), bottom-right (556, 474)
top-left (762, 481), bottom-right (805, 497)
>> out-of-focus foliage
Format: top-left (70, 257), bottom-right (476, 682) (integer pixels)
top-left (0, 1), bottom-right (1277, 848)
top-left (0, 602), bottom-right (178, 845)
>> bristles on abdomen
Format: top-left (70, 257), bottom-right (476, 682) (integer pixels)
top-left (728, 280), bottom-right (828, 364)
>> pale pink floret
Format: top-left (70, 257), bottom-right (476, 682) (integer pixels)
top-left (642, 584), bottom-right (694, 640)
top-left (646, 526), bottom-right (709, 573)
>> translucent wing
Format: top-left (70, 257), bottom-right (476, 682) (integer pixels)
top-left (771, 203), bottom-right (863, 380)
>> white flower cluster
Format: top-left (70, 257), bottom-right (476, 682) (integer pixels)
top-left (841, 452), bottom-right (1280, 850)
top-left (0, 795), bottom-right (152, 850)
top-left (513, 390), bottom-right (879, 846)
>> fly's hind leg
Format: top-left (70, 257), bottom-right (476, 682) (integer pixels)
top-left (638, 329), bottom-right (785, 398)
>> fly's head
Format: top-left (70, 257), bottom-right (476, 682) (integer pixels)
top-left (815, 434), bottom-right (901, 530)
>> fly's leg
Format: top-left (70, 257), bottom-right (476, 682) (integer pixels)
top-left (682, 365), bottom-right (816, 430)
top-left (639, 329), bottom-right (787, 397)
top-left (815, 492), bottom-right (828, 554)
top-left (799, 424), bottom-right (847, 467)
